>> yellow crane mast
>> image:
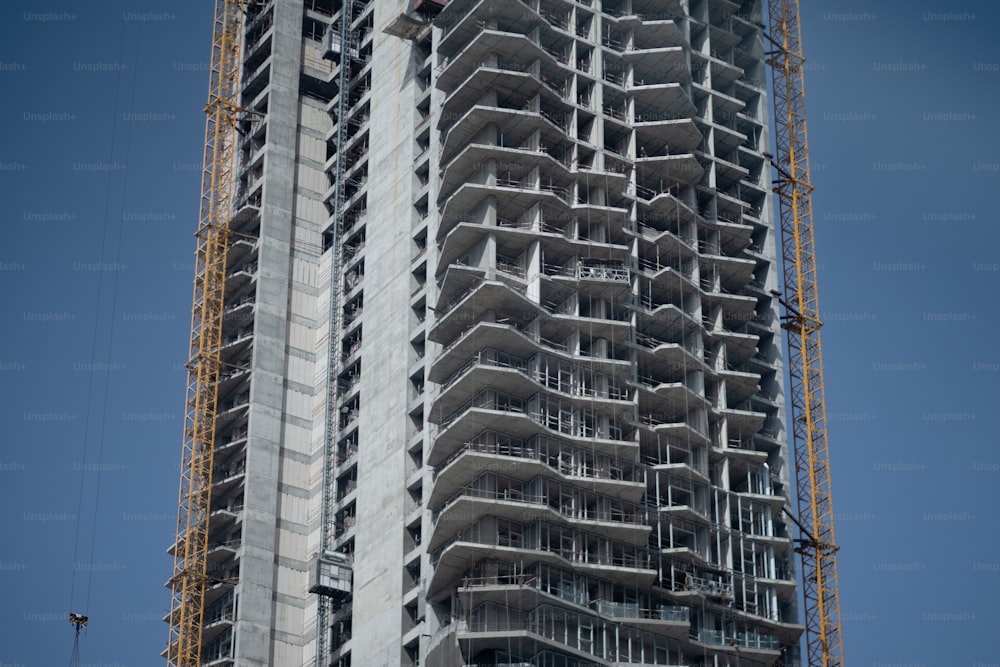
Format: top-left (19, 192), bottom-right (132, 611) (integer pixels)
top-left (766, 2), bottom-right (844, 666)
top-left (166, 1), bottom-right (244, 665)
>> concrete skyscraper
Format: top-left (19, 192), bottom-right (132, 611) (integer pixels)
top-left (168, 0), bottom-right (804, 665)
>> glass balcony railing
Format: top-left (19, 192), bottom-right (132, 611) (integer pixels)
top-left (693, 628), bottom-right (780, 651)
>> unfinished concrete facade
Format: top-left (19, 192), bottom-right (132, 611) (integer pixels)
top-left (168, 0), bottom-right (803, 665)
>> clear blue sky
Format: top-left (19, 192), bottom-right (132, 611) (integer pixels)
top-left (1, 1), bottom-right (997, 665)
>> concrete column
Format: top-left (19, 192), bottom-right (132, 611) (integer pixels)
top-left (236, 1), bottom-right (305, 665)
top-left (347, 4), bottom-right (420, 664)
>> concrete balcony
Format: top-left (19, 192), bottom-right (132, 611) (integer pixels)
top-left (431, 433), bottom-right (646, 505)
top-left (634, 116), bottom-right (703, 154)
top-left (429, 280), bottom-right (536, 346)
top-left (201, 597), bottom-right (236, 646)
top-left (435, 29), bottom-right (568, 93)
top-left (429, 492), bottom-right (649, 552)
top-left (440, 105), bottom-right (566, 164)
top-left (650, 492), bottom-right (711, 527)
top-left (625, 45), bottom-right (689, 84)
top-left (693, 50), bottom-right (744, 88)
top-left (633, 189), bottom-right (702, 227)
top-left (208, 506), bottom-right (243, 536)
top-left (429, 396), bottom-right (541, 467)
top-left (454, 592), bottom-right (691, 659)
top-left (741, 204), bottom-right (765, 226)
top-left (221, 295), bottom-right (255, 331)
top-left (706, 217), bottom-right (756, 258)
top-left (618, 0), bottom-right (685, 21)
top-left (708, 150), bottom-right (751, 190)
top-left (705, 324), bottom-right (759, 361)
top-left (633, 377), bottom-right (706, 420)
top-left (713, 437), bottom-right (770, 476)
top-left (628, 14), bottom-right (685, 49)
top-left (440, 470), bottom-right (649, 535)
top-left (631, 299), bottom-right (700, 343)
top-left (436, 0), bottom-right (531, 56)
top-left (439, 180), bottom-right (572, 238)
top-left (717, 366), bottom-right (760, 404)
top-left (634, 260), bottom-right (699, 304)
top-left (712, 401), bottom-right (768, 438)
top-left (541, 260), bottom-right (631, 300)
top-left (748, 388), bottom-right (779, 414)
top-left (216, 360), bottom-right (251, 398)
top-left (633, 337), bottom-right (706, 379)
top-left (211, 459), bottom-right (246, 494)
top-left (206, 539), bottom-right (242, 566)
top-left (241, 56), bottom-right (271, 99)
top-left (629, 222), bottom-right (697, 262)
top-left (437, 348), bottom-right (630, 411)
top-left (431, 322), bottom-right (542, 382)
top-left (535, 301), bottom-right (632, 345)
top-left (636, 150), bottom-right (703, 186)
top-left (226, 235), bottom-right (258, 266)
top-left (215, 393), bottom-right (250, 431)
top-left (630, 82), bottom-right (696, 120)
top-left (431, 390), bottom-right (637, 467)
top-left (434, 264), bottom-right (489, 317)
top-left (710, 190), bottom-right (751, 224)
top-left (219, 329), bottom-right (254, 364)
top-left (430, 321), bottom-right (630, 391)
top-left (429, 541), bottom-right (557, 599)
top-left (430, 522), bottom-right (656, 597)
top-left (755, 571), bottom-right (798, 599)
top-left (692, 80), bottom-right (744, 115)
top-left (739, 175), bottom-right (769, 202)
top-left (437, 220), bottom-right (628, 276)
top-left (440, 66), bottom-right (570, 134)
top-left (701, 285), bottom-right (757, 323)
top-left (696, 117), bottom-right (747, 154)
top-left (431, 277), bottom-right (631, 357)
top-left (433, 358), bottom-right (535, 420)
top-left (439, 145), bottom-right (574, 204)
top-left (456, 600), bottom-right (682, 665)
top-left (632, 415), bottom-right (710, 448)
top-left (213, 426), bottom-right (247, 461)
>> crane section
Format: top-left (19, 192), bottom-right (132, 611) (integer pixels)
top-left (767, 2), bottom-right (844, 666)
top-left (166, 1), bottom-right (244, 665)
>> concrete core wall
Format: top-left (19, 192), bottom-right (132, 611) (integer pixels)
top-left (348, 2), bottom-right (420, 664)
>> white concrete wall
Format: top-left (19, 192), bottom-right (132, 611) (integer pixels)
top-left (347, 2), bottom-right (421, 663)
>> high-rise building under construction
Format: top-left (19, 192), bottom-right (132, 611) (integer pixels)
top-left (169, 0), bottom-right (805, 664)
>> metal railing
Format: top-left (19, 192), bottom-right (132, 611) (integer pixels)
top-left (431, 519), bottom-right (654, 571)
top-left (434, 431), bottom-right (645, 484)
